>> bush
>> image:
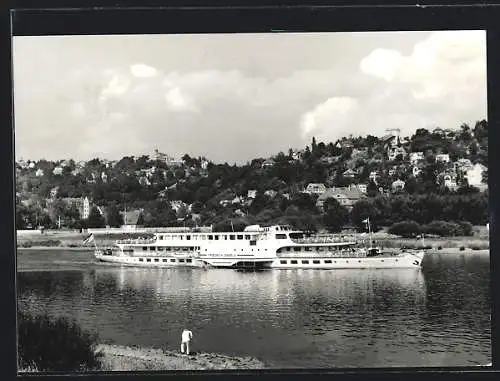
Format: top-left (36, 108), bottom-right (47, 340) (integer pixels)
top-left (388, 220), bottom-right (422, 238)
top-left (18, 310), bottom-right (103, 372)
top-left (423, 221), bottom-right (462, 237)
top-left (457, 221), bottom-right (474, 236)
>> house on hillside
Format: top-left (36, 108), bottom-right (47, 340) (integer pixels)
top-left (82, 197), bottom-right (90, 219)
top-left (264, 190), bottom-right (278, 198)
top-left (388, 146), bottom-right (406, 161)
top-left (343, 169), bottom-right (357, 179)
top-left (35, 168), bottom-right (44, 177)
top-left (455, 158), bottom-right (473, 173)
top-left (409, 152), bottom-right (425, 164)
top-left (412, 166), bottom-right (422, 177)
top-left (438, 171), bottom-right (458, 191)
top-left (316, 185), bottom-right (365, 212)
top-left (52, 166), bottom-right (63, 175)
top-left (369, 171), bottom-right (379, 184)
top-left (247, 190), bottom-right (257, 199)
top-left (304, 183), bottom-right (327, 195)
top-left (49, 186), bottom-right (59, 199)
top-left (261, 159), bottom-right (275, 168)
top-left (391, 179), bottom-right (405, 192)
top-left (436, 153), bottom-right (450, 163)
top-left (356, 184), bottom-right (368, 194)
top-left (101, 172), bottom-right (108, 182)
top-left (433, 127), bottom-right (445, 136)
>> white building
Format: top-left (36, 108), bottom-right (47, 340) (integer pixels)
top-left (391, 179), bottom-right (405, 192)
top-left (35, 168), bottom-right (44, 177)
top-left (436, 153), bottom-right (450, 163)
top-left (304, 183), bottom-right (327, 195)
top-left (247, 190), bottom-right (257, 199)
top-left (409, 152), bottom-right (425, 164)
top-left (412, 166), bottom-right (422, 177)
top-left (369, 171), bottom-right (378, 183)
top-left (82, 197), bottom-right (90, 219)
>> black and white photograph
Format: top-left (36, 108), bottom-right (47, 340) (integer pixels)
top-left (13, 29), bottom-right (491, 372)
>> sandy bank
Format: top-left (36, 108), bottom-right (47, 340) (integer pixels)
top-left (96, 344), bottom-right (267, 371)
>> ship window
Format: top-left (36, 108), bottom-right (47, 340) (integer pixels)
top-left (165, 247), bottom-right (171, 251)
top-left (208, 235), bottom-right (213, 240)
top-left (170, 259), bottom-right (175, 262)
top-left (395, 259), bottom-right (398, 262)
top-left (291, 260), bottom-right (298, 264)
top-left (142, 246), bottom-right (147, 251)
top-left (286, 247), bottom-right (291, 252)
top-left (277, 248), bottom-right (282, 253)
top-left (294, 247), bottom-right (301, 252)
top-left (154, 258), bottom-right (159, 262)
top-left (150, 246), bottom-right (156, 251)
top-left (179, 259), bottom-right (185, 263)
top-left (162, 259), bottom-right (168, 262)
top-left (305, 247), bottom-right (312, 251)
top-left (381, 260), bottom-right (384, 262)
top-left (147, 258), bottom-right (151, 262)
top-left (250, 240), bottom-right (256, 246)
top-left (313, 260), bottom-right (320, 264)
top-left (158, 235), bottom-right (163, 240)
top-left (324, 260), bottom-right (332, 264)
top-left (186, 235), bottom-right (191, 240)
top-left (187, 258), bottom-right (192, 263)
top-left (280, 260), bottom-right (287, 264)
top-left (230, 235), bottom-right (235, 240)
top-left (157, 247), bottom-right (164, 251)
top-left (237, 235), bottom-right (243, 240)
top-left (245, 235), bottom-right (251, 240)
top-left (139, 258), bottom-right (144, 262)
top-left (214, 235), bottom-right (219, 240)
top-left (275, 234), bottom-right (287, 239)
top-left (302, 260), bottom-right (309, 264)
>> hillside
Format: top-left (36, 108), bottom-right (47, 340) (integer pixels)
top-left (15, 120), bottom-right (489, 235)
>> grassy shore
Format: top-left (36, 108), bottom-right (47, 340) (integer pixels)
top-left (20, 344), bottom-right (268, 372)
top-left (96, 344), bottom-right (267, 371)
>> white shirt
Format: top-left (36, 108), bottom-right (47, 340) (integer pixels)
top-left (182, 330), bottom-right (193, 342)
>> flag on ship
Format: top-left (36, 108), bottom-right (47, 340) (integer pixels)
top-left (83, 233), bottom-right (94, 244)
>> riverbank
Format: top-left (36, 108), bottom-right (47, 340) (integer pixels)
top-left (97, 344), bottom-right (267, 371)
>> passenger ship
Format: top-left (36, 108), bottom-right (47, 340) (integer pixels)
top-left (94, 224), bottom-right (425, 269)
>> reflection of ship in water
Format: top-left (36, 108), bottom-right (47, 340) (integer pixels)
top-left (92, 266), bottom-right (426, 312)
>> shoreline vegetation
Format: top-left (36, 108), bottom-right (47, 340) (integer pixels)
top-left (18, 310), bottom-right (267, 373)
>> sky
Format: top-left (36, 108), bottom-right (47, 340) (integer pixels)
top-left (12, 31), bottom-right (487, 164)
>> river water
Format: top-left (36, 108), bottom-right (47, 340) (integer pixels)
top-left (16, 249), bottom-right (491, 369)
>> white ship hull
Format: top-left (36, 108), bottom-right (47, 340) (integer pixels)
top-left (95, 252), bottom-right (203, 268)
top-left (271, 251), bottom-right (425, 269)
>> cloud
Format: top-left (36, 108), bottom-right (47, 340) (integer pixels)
top-left (300, 97), bottom-right (359, 139)
top-left (130, 63), bottom-right (158, 78)
top-left (164, 87), bottom-right (198, 112)
top-left (13, 31), bottom-right (487, 163)
top-left (360, 30), bottom-right (486, 101)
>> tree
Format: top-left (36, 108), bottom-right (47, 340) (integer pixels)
top-left (86, 206), bottom-right (105, 228)
top-left (322, 198), bottom-right (349, 233)
top-left (106, 204), bottom-right (124, 227)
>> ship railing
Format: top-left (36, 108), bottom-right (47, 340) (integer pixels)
top-left (290, 236), bottom-right (357, 244)
top-left (280, 251), bottom-right (367, 258)
top-left (115, 238), bottom-right (157, 245)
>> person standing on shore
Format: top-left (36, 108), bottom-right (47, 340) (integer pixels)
top-left (181, 328), bottom-right (193, 355)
